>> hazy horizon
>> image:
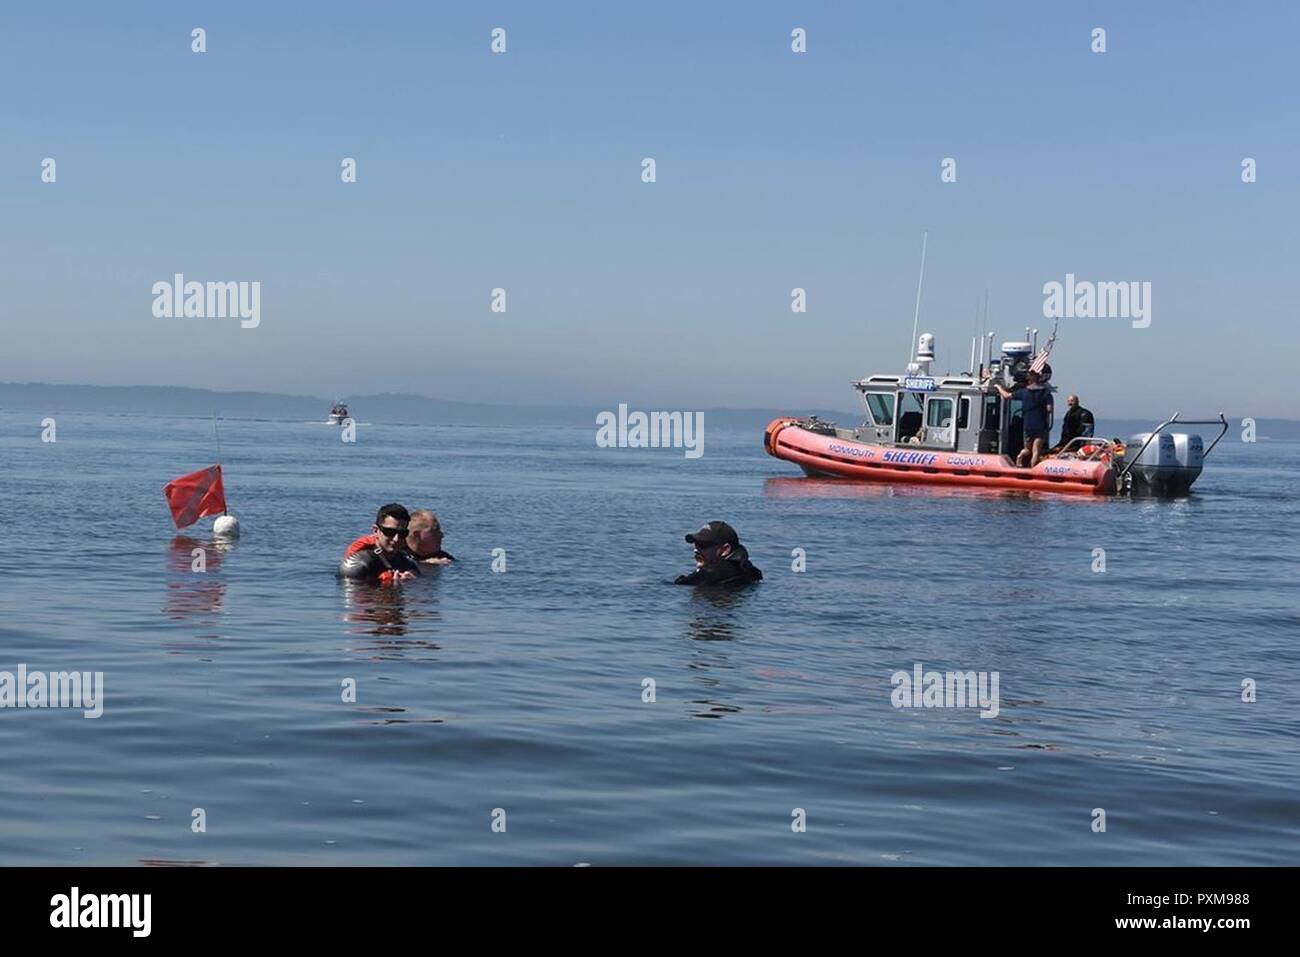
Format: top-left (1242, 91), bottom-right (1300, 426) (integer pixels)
top-left (1, 375), bottom-right (1291, 417)
top-left (2, 1), bottom-right (1297, 419)
top-left (10, 381), bottom-right (1300, 444)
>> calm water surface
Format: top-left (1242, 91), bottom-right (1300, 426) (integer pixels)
top-left (0, 412), bottom-right (1297, 864)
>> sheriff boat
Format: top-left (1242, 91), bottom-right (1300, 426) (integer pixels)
top-left (764, 332), bottom-right (1227, 497)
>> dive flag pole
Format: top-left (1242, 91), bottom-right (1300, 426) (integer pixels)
top-left (207, 410), bottom-right (239, 538)
top-left (211, 410), bottom-right (226, 515)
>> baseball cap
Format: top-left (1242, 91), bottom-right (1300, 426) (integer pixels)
top-left (685, 520), bottom-right (740, 548)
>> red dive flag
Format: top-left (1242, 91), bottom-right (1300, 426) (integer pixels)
top-left (163, 465), bottom-right (227, 529)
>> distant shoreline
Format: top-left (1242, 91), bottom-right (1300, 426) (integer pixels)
top-left (2, 381), bottom-right (1294, 438)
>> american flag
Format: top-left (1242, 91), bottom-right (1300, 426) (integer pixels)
top-left (1030, 324), bottom-right (1057, 374)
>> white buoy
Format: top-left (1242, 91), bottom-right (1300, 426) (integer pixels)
top-left (213, 514), bottom-right (241, 539)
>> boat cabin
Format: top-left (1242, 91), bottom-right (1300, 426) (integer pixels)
top-left (849, 374), bottom-right (1048, 460)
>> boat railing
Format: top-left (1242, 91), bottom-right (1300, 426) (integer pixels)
top-left (1051, 436), bottom-right (1118, 461)
top-left (1116, 412), bottom-right (1229, 481)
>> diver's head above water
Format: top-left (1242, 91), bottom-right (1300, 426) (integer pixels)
top-left (407, 509), bottom-right (453, 564)
top-left (686, 520), bottom-right (739, 567)
top-left (675, 521), bottom-right (761, 587)
top-left (372, 503), bottom-right (411, 554)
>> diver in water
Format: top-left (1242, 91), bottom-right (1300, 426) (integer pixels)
top-left (406, 509), bottom-right (455, 565)
top-left (338, 503), bottom-right (423, 584)
top-left (674, 521), bottom-right (763, 587)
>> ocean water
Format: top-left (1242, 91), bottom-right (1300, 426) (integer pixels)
top-left (0, 411), bottom-right (1296, 865)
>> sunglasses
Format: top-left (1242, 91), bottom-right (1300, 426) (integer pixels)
top-left (376, 525), bottom-right (410, 538)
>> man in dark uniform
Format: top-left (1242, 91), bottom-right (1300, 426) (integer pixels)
top-left (674, 521), bottom-right (763, 587)
top-left (338, 503), bottom-right (423, 584)
top-left (1052, 394), bottom-right (1095, 453)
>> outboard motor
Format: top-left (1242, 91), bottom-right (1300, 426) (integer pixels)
top-left (1174, 433), bottom-right (1204, 472)
top-left (1125, 432), bottom-right (1203, 495)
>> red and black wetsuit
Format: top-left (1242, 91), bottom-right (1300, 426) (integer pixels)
top-left (338, 534), bottom-right (422, 584)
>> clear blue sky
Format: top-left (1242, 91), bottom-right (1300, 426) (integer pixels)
top-left (1, 1), bottom-right (1296, 418)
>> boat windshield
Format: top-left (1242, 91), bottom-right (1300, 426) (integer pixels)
top-left (864, 392), bottom-right (895, 426)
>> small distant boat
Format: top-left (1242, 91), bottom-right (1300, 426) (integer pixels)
top-left (328, 402), bottom-right (349, 425)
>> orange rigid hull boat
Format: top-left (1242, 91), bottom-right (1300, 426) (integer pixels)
top-left (763, 236), bottom-right (1227, 498)
top-left (765, 418), bottom-right (1115, 496)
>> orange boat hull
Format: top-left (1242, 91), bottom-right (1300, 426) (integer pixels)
top-left (764, 418), bottom-right (1115, 496)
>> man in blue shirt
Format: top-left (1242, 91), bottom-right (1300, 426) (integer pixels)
top-left (995, 371), bottom-right (1054, 467)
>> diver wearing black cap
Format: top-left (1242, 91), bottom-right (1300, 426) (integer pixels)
top-left (674, 521), bottom-right (763, 587)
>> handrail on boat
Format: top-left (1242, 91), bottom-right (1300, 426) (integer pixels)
top-left (1051, 436), bottom-right (1117, 461)
top-left (1116, 411), bottom-right (1229, 481)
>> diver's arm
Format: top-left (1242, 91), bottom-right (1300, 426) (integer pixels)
top-left (338, 548), bottom-right (386, 580)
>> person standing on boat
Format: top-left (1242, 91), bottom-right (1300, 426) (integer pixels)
top-left (674, 521), bottom-right (763, 586)
top-left (406, 509), bottom-right (455, 565)
top-left (1051, 395), bottom-right (1095, 453)
top-left (994, 372), bottom-right (1053, 468)
top-left (338, 503), bottom-right (422, 583)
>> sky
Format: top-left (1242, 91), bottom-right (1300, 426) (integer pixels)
top-left (1, 1), bottom-right (1296, 418)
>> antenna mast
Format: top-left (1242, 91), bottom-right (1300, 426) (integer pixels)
top-left (907, 230), bottom-right (928, 365)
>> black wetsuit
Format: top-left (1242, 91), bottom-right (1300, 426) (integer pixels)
top-left (674, 545), bottom-right (763, 587)
top-left (338, 535), bottom-right (423, 583)
top-left (1057, 405), bottom-right (1095, 449)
